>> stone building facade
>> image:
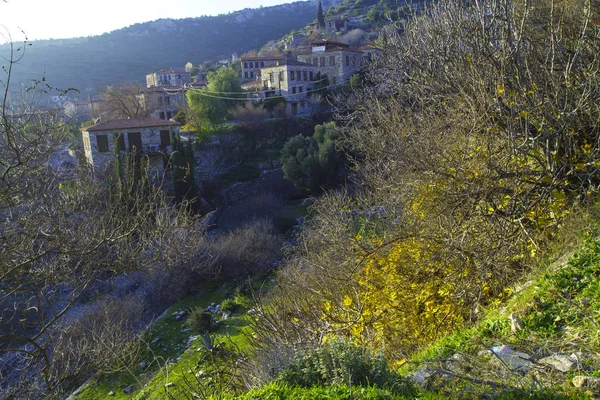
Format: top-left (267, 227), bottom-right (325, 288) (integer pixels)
top-left (296, 39), bottom-right (365, 84)
top-left (146, 69), bottom-right (192, 88)
top-left (81, 118), bottom-right (180, 171)
top-left (240, 56), bottom-right (287, 82)
top-left (260, 59), bottom-right (319, 116)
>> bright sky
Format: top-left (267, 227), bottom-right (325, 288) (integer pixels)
top-left (0, 0), bottom-right (296, 43)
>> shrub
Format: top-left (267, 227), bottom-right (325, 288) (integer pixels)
top-left (281, 122), bottom-right (345, 192)
top-left (186, 308), bottom-right (217, 334)
top-left (220, 298), bottom-right (240, 314)
top-left (277, 340), bottom-right (400, 388)
top-left (206, 218), bottom-right (282, 277)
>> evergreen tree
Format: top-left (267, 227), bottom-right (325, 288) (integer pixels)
top-left (317, 1), bottom-right (326, 29)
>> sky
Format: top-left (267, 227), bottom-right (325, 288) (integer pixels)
top-left (0, 0), bottom-right (296, 43)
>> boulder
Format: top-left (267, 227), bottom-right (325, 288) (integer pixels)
top-left (539, 354), bottom-right (578, 372)
top-left (573, 375), bottom-right (600, 389)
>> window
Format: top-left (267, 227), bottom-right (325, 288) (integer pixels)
top-left (298, 85), bottom-right (303, 93)
top-left (290, 70), bottom-right (295, 80)
top-left (160, 130), bottom-right (171, 147)
top-left (292, 87), bottom-right (296, 94)
top-left (330, 56), bottom-right (335, 66)
top-left (116, 133), bottom-right (126, 151)
top-left (250, 71), bottom-right (254, 78)
top-left (309, 71), bottom-right (314, 80)
top-left (279, 71), bottom-right (285, 82)
top-left (249, 62), bottom-right (253, 68)
top-left (159, 112), bottom-right (165, 119)
top-left (167, 111), bottom-right (172, 119)
top-left (320, 57), bottom-right (325, 67)
top-left (244, 62), bottom-right (248, 68)
top-left (244, 71), bottom-right (248, 78)
top-left (269, 73), bottom-right (274, 83)
top-left (352, 56), bottom-right (356, 65)
top-left (346, 55), bottom-right (349, 66)
top-left (313, 57), bottom-right (318, 66)
top-left (260, 61), bottom-right (265, 67)
top-left (96, 134), bottom-right (109, 153)
top-left (304, 71), bottom-right (308, 80)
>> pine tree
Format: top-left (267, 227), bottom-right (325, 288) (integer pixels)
top-left (317, 1), bottom-right (325, 29)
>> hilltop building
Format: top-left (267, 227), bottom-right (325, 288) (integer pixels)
top-left (146, 69), bottom-right (192, 88)
top-left (296, 39), bottom-right (364, 85)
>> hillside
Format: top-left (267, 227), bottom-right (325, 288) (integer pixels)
top-left (0, 1), bottom-right (328, 99)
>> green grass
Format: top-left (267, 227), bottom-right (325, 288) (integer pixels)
top-left (225, 382), bottom-right (433, 400)
top-left (73, 282), bottom-right (252, 399)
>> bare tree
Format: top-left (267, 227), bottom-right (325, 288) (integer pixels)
top-left (100, 82), bottom-right (159, 120)
top-left (1, 35), bottom-right (215, 397)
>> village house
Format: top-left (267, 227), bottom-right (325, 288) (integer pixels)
top-left (240, 55), bottom-right (287, 82)
top-left (81, 118), bottom-right (180, 171)
top-left (260, 58), bottom-right (319, 116)
top-left (325, 18), bottom-right (349, 32)
top-left (63, 99), bottom-right (92, 123)
top-left (141, 87), bottom-right (186, 121)
top-left (296, 39), bottom-right (365, 85)
top-left (146, 68), bottom-right (192, 88)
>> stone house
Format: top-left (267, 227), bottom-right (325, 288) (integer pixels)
top-left (260, 59), bottom-right (319, 116)
top-left (81, 118), bottom-right (180, 171)
top-left (63, 99), bottom-right (92, 123)
top-left (325, 19), bottom-right (349, 32)
top-left (296, 39), bottom-right (364, 85)
top-left (146, 68), bottom-right (192, 88)
top-left (141, 87), bottom-right (186, 121)
top-left (240, 55), bottom-right (287, 82)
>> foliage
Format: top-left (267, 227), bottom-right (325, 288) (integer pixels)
top-left (281, 121), bottom-right (345, 192)
top-left (226, 382), bottom-right (421, 400)
top-left (186, 67), bottom-right (244, 130)
top-left (231, 101), bottom-right (270, 151)
top-left (317, 1), bottom-right (326, 29)
top-left (220, 298), bottom-right (241, 314)
top-left (186, 308), bottom-right (218, 334)
top-left (255, 0), bottom-right (600, 365)
top-left (277, 340), bottom-right (401, 389)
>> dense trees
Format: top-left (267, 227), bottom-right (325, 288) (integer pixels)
top-left (281, 122), bottom-right (346, 192)
top-left (253, 0), bottom-right (600, 364)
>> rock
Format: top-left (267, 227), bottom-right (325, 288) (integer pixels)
top-left (123, 385), bottom-right (134, 394)
top-left (181, 328), bottom-right (190, 333)
top-left (151, 337), bottom-right (160, 344)
top-left (491, 345), bottom-right (533, 372)
top-left (108, 391), bottom-right (115, 396)
top-left (539, 354), bottom-right (578, 372)
top-left (247, 308), bottom-right (260, 315)
top-left (580, 297), bottom-right (592, 307)
top-left (187, 336), bottom-right (197, 346)
top-left (573, 376), bottom-right (600, 389)
top-left (140, 361), bottom-right (148, 369)
top-left (411, 366), bottom-right (433, 386)
top-left (176, 315), bottom-right (182, 321)
top-left (509, 313), bottom-right (525, 333)
top-left (165, 382), bottom-right (175, 388)
top-left (195, 370), bottom-right (205, 379)
top-left (222, 311), bottom-right (232, 321)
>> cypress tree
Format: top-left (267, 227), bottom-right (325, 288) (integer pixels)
top-left (317, 1), bottom-right (325, 29)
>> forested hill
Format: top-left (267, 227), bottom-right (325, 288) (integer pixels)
top-left (0, 1), bottom-right (322, 99)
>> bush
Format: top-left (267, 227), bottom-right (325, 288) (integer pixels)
top-left (186, 308), bottom-right (217, 334)
top-left (207, 218), bottom-right (283, 277)
top-left (277, 340), bottom-right (400, 388)
top-left (281, 122), bottom-right (346, 192)
top-left (220, 298), bottom-right (240, 314)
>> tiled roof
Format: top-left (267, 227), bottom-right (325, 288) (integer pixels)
top-left (261, 59), bottom-right (315, 68)
top-left (241, 56), bottom-right (287, 61)
top-left (82, 118), bottom-right (180, 132)
top-left (149, 68), bottom-right (189, 75)
top-left (310, 39), bottom-right (350, 48)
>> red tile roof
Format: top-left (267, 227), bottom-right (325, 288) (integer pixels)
top-left (82, 118), bottom-right (180, 132)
